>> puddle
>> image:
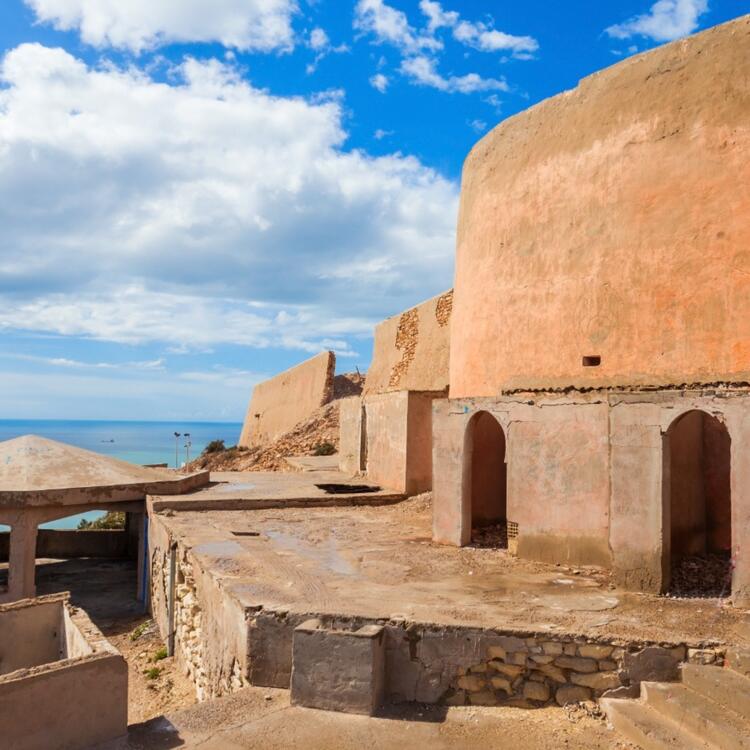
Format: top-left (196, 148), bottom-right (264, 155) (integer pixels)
top-left (315, 483), bottom-right (381, 495)
top-left (194, 540), bottom-right (244, 557)
top-left (265, 530), bottom-right (357, 577)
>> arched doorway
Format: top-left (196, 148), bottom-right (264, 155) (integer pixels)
top-left (465, 411), bottom-right (507, 547)
top-left (665, 410), bottom-right (732, 597)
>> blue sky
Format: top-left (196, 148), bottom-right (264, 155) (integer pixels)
top-left (0, 0), bottom-right (746, 421)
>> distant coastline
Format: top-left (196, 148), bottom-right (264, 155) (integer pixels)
top-left (0, 419), bottom-right (242, 529)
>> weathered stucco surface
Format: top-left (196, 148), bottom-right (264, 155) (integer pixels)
top-left (239, 351), bottom-right (335, 448)
top-left (364, 290), bottom-right (452, 396)
top-left (0, 594), bottom-right (127, 750)
top-left (450, 16), bottom-right (750, 396)
top-left (432, 389), bottom-right (750, 604)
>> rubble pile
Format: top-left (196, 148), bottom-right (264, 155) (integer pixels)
top-left (470, 523), bottom-right (508, 549)
top-left (669, 551), bottom-right (733, 598)
top-left (189, 372), bottom-right (363, 473)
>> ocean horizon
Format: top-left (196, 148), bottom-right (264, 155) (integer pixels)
top-left (0, 419), bottom-right (242, 529)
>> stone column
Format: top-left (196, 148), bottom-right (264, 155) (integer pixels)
top-left (7, 517), bottom-right (38, 601)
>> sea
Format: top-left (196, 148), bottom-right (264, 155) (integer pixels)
top-left (0, 419), bottom-right (242, 530)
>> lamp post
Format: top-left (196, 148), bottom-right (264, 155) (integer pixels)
top-left (173, 432), bottom-right (181, 468)
top-left (184, 433), bottom-right (192, 465)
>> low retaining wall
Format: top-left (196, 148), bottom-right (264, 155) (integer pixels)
top-left (148, 518), bottom-right (724, 707)
top-left (0, 594), bottom-right (127, 750)
top-left (0, 529), bottom-right (128, 561)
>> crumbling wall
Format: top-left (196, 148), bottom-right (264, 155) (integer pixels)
top-left (239, 351), bottom-right (335, 448)
top-left (245, 608), bottom-right (725, 708)
top-left (149, 513), bottom-right (248, 700)
top-left (450, 16), bottom-right (750, 397)
top-left (365, 290), bottom-right (452, 396)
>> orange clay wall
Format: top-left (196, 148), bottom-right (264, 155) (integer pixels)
top-left (449, 16), bottom-right (750, 398)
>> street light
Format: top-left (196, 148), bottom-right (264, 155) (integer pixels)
top-left (173, 432), bottom-right (181, 468)
top-left (184, 433), bottom-right (192, 465)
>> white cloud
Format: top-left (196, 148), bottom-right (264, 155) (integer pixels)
top-left (401, 55), bottom-right (508, 94)
top-left (453, 20), bottom-right (539, 57)
top-left (357, 1), bottom-right (536, 95)
top-left (419, 0), bottom-right (458, 33)
top-left (2, 353), bottom-right (166, 370)
top-left (0, 44), bottom-right (457, 352)
top-left (606, 0), bottom-right (709, 42)
top-left (370, 72), bottom-right (389, 92)
top-left (374, 128), bottom-right (393, 140)
top-left (468, 119), bottom-right (487, 133)
top-left (23, 0), bottom-right (297, 53)
top-left (354, 0), bottom-right (441, 54)
top-left (309, 27), bottom-right (329, 51)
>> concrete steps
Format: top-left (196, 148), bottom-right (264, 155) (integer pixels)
top-left (602, 664), bottom-right (750, 750)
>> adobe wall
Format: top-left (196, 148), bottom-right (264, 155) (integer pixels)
top-left (239, 351), bottom-right (335, 448)
top-left (450, 16), bottom-right (750, 397)
top-left (348, 391), bottom-right (437, 494)
top-left (364, 290), bottom-right (452, 396)
top-left (0, 597), bottom-right (61, 674)
top-left (432, 389), bottom-right (750, 605)
top-left (0, 595), bottom-right (127, 750)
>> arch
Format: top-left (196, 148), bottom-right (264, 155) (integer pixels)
top-left (664, 409), bottom-right (732, 596)
top-left (464, 411), bottom-right (507, 546)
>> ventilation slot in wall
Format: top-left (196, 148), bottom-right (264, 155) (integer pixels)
top-left (582, 355), bottom-right (601, 367)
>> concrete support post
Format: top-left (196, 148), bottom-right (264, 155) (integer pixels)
top-left (136, 513), bottom-right (148, 606)
top-left (7, 518), bottom-right (38, 602)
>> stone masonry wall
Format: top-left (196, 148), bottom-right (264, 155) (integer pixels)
top-left (149, 513), bottom-right (248, 702)
top-left (445, 636), bottom-right (723, 708)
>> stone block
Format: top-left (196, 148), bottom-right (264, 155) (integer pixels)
top-left (569, 671), bottom-right (622, 692)
top-left (458, 674), bottom-right (486, 692)
top-left (523, 681), bottom-right (550, 702)
top-left (529, 654), bottom-right (555, 665)
top-left (506, 652), bottom-right (528, 666)
top-left (621, 646), bottom-right (680, 684)
top-left (536, 664), bottom-right (567, 683)
top-left (555, 685), bottom-right (592, 706)
top-left (490, 676), bottom-right (512, 694)
top-left (291, 619), bottom-right (385, 715)
top-left (469, 691), bottom-right (499, 706)
top-left (577, 644), bottom-right (613, 660)
top-left (542, 642), bottom-right (564, 656)
top-left (554, 656), bottom-right (598, 673)
top-left (487, 646), bottom-right (506, 660)
top-left (598, 660), bottom-right (617, 671)
top-left (489, 661), bottom-right (524, 678)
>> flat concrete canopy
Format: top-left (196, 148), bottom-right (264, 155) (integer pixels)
top-left (0, 435), bottom-right (209, 509)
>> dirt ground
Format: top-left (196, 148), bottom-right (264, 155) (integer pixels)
top-left (33, 557), bottom-right (197, 724)
top-left (105, 685), bottom-right (637, 750)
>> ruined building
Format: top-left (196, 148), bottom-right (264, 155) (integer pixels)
top-left (344, 16), bottom-right (750, 605)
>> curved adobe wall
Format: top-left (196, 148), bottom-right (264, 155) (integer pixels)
top-left (450, 16), bottom-right (750, 398)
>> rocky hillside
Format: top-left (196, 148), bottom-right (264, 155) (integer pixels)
top-left (188, 371), bottom-right (364, 472)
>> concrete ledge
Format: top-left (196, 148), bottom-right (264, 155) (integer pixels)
top-left (291, 618), bottom-right (385, 715)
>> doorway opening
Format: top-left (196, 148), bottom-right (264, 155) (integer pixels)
top-left (666, 410), bottom-right (732, 597)
top-left (466, 411), bottom-right (507, 548)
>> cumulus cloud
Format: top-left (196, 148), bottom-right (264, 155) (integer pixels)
top-left (354, 0), bottom-right (441, 54)
top-left (401, 55), bottom-right (508, 94)
top-left (356, 0), bottom-right (536, 95)
top-left (0, 44), bottom-right (457, 352)
top-left (23, 0), bottom-right (297, 53)
top-left (606, 0), bottom-right (709, 42)
top-left (452, 20), bottom-right (539, 57)
top-left (370, 72), bottom-right (389, 92)
top-left (419, 0), bottom-right (458, 33)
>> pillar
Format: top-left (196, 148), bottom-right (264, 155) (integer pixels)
top-left (7, 517), bottom-right (38, 602)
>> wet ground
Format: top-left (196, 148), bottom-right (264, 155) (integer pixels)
top-left (157, 493), bottom-right (744, 646)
